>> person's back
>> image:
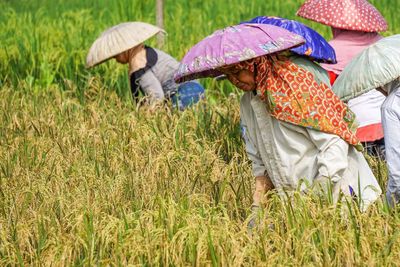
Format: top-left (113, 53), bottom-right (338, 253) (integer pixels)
top-left (130, 47), bottom-right (205, 108)
top-left (321, 29), bottom-right (386, 151)
top-left (149, 48), bottom-right (180, 95)
top-left (296, 0), bottom-right (389, 157)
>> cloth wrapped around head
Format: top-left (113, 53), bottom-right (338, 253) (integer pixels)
top-left (226, 55), bottom-right (362, 150)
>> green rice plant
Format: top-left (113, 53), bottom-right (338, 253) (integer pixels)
top-left (0, 79), bottom-right (398, 265)
top-left (1, 0), bottom-right (400, 265)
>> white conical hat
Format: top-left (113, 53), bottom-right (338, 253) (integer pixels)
top-left (332, 34), bottom-right (400, 100)
top-left (86, 22), bottom-right (165, 68)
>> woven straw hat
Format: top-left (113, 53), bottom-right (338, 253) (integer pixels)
top-left (86, 22), bottom-right (165, 68)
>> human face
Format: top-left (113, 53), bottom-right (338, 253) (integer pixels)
top-left (219, 66), bottom-right (256, 91)
top-left (114, 51), bottom-right (129, 64)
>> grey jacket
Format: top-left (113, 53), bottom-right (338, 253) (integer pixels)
top-left (135, 48), bottom-right (180, 100)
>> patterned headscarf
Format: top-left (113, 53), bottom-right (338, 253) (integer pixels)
top-left (231, 55), bottom-right (361, 150)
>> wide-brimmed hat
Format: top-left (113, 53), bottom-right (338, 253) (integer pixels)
top-left (296, 0), bottom-right (388, 32)
top-left (332, 34), bottom-right (400, 100)
top-left (86, 22), bottom-right (165, 68)
top-left (242, 16), bottom-right (336, 63)
top-left (174, 23), bottom-right (305, 83)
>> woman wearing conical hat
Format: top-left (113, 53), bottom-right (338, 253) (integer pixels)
top-left (175, 23), bottom-right (382, 228)
top-left (297, 0), bottom-right (388, 158)
top-left (218, 54), bottom-right (381, 222)
top-left (87, 22), bottom-right (205, 110)
top-left (330, 34), bottom-right (400, 208)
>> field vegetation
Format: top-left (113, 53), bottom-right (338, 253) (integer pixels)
top-left (1, 0), bottom-right (400, 265)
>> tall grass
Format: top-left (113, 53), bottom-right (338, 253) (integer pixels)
top-left (1, 0), bottom-right (400, 265)
top-left (1, 86), bottom-right (399, 265)
top-left (2, 0), bottom-right (400, 99)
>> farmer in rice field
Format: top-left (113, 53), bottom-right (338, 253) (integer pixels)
top-left (330, 34), bottom-right (400, 208)
top-left (297, 0), bottom-right (389, 158)
top-left (114, 43), bottom-right (205, 109)
top-left (378, 79), bottom-right (400, 206)
top-left (217, 54), bottom-right (381, 222)
top-left (86, 22), bottom-right (205, 110)
top-left (175, 23), bottom-right (382, 227)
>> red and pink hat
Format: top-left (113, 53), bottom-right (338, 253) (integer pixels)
top-left (296, 0), bottom-right (388, 32)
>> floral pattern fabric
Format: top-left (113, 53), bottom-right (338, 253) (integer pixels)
top-left (242, 16), bottom-right (337, 64)
top-left (235, 55), bottom-right (362, 150)
top-left (174, 24), bottom-right (305, 83)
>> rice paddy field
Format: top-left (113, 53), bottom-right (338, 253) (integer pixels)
top-left (1, 0), bottom-right (400, 265)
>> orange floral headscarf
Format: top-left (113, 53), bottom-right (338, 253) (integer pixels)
top-left (234, 55), bottom-right (362, 150)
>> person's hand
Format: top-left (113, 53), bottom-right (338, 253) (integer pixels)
top-left (253, 175), bottom-right (274, 206)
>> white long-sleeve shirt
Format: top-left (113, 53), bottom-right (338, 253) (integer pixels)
top-left (381, 80), bottom-right (400, 206)
top-left (240, 91), bottom-right (381, 209)
top-left (240, 56), bottom-right (381, 209)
